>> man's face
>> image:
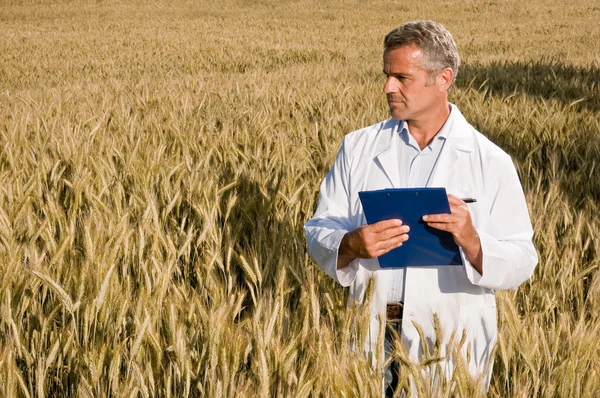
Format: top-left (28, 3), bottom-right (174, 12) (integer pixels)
top-left (383, 44), bottom-right (443, 121)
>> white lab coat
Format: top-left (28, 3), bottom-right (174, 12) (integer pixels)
top-left (304, 105), bottom-right (537, 384)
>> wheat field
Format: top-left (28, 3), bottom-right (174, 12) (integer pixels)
top-left (0, 0), bottom-right (599, 396)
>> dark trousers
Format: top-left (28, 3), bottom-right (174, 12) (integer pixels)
top-left (384, 321), bottom-right (402, 397)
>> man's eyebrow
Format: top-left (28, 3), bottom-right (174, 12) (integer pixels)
top-left (383, 71), bottom-right (407, 77)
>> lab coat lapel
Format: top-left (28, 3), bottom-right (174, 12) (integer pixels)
top-left (429, 108), bottom-right (474, 187)
top-left (429, 142), bottom-right (460, 187)
top-left (373, 121), bottom-right (400, 188)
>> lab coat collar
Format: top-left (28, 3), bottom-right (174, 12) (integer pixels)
top-left (373, 104), bottom-right (475, 188)
top-left (429, 104), bottom-right (475, 187)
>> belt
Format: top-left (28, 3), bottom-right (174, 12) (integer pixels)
top-left (386, 302), bottom-right (404, 323)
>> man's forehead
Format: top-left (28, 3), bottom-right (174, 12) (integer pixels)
top-left (383, 44), bottom-right (425, 72)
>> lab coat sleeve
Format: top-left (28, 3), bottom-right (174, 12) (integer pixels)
top-left (463, 155), bottom-right (538, 290)
top-left (304, 139), bottom-right (360, 287)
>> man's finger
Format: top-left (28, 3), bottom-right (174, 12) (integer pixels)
top-left (380, 226), bottom-right (406, 240)
top-left (376, 233), bottom-right (409, 255)
top-left (372, 219), bottom-right (403, 231)
top-left (447, 194), bottom-right (463, 205)
top-left (422, 214), bottom-right (453, 223)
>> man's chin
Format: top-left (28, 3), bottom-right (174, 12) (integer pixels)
top-left (389, 109), bottom-right (406, 120)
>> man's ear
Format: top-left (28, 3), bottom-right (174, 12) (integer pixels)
top-left (437, 68), bottom-right (454, 92)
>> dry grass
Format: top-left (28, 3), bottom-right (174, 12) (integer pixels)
top-left (0, 0), bottom-right (599, 396)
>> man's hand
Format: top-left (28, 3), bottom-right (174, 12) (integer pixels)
top-left (337, 219), bottom-right (410, 269)
top-left (422, 194), bottom-right (483, 274)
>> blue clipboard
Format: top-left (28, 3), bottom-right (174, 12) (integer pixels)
top-left (358, 187), bottom-right (463, 267)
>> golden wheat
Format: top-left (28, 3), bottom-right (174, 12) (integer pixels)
top-left (0, 0), bottom-right (598, 396)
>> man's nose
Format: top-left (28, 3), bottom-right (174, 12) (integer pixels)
top-left (384, 77), bottom-right (398, 94)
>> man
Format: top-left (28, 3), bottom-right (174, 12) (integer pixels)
top-left (304, 20), bottom-right (537, 394)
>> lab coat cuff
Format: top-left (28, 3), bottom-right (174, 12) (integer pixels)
top-left (462, 229), bottom-right (488, 285)
top-left (310, 228), bottom-right (358, 287)
top-left (462, 247), bottom-right (482, 285)
top-left (463, 230), bottom-right (505, 287)
top-left (331, 231), bottom-right (359, 287)
top-left (336, 258), bottom-right (360, 287)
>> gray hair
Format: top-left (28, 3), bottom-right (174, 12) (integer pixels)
top-left (384, 20), bottom-right (460, 86)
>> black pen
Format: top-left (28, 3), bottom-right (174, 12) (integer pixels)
top-left (461, 198), bottom-right (477, 203)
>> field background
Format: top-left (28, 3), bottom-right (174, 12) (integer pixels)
top-left (1, 0), bottom-right (599, 396)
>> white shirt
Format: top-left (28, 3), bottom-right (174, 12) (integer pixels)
top-left (387, 109), bottom-right (454, 302)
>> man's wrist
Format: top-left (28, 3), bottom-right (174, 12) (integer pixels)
top-left (337, 232), bottom-right (356, 269)
top-left (463, 230), bottom-right (483, 273)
